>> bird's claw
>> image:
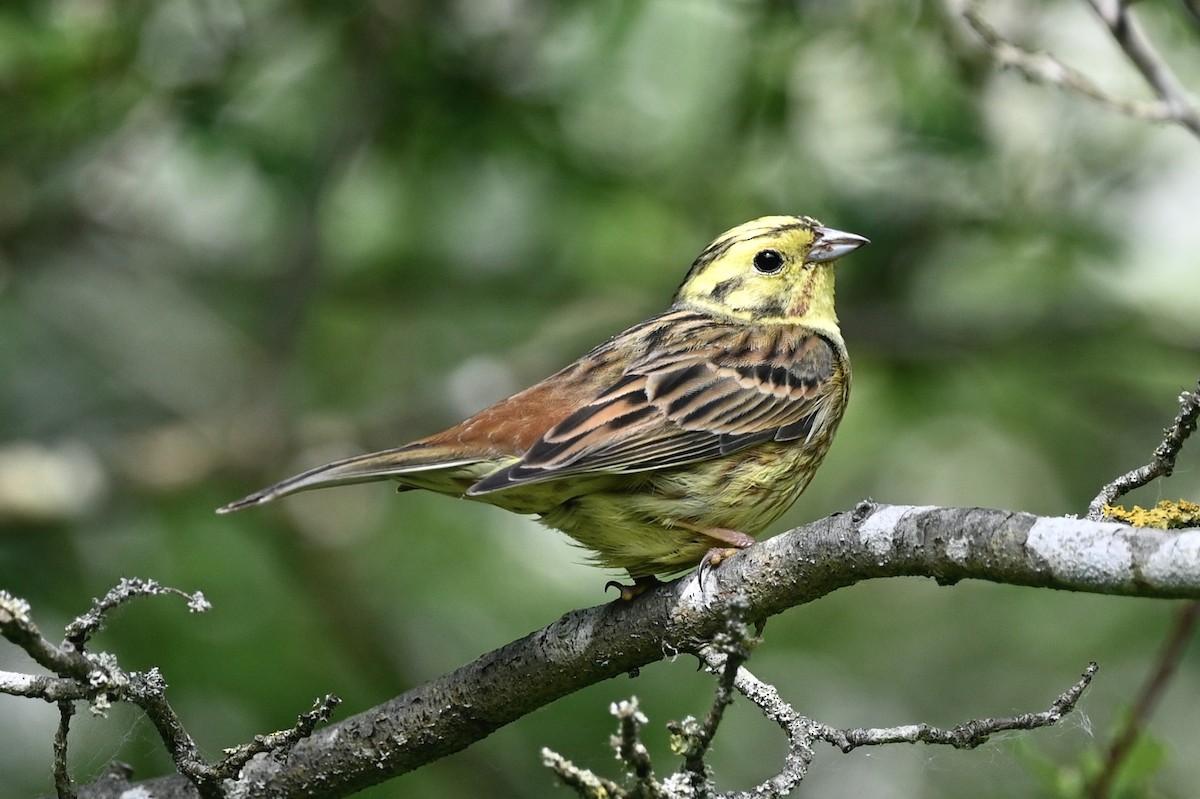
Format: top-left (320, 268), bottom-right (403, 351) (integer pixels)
top-left (696, 546), bottom-right (735, 589)
top-left (702, 546), bottom-right (739, 569)
top-left (695, 535), bottom-right (758, 589)
top-left (605, 575), bottom-right (662, 601)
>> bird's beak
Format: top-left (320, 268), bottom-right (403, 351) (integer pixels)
top-left (808, 226), bottom-right (870, 264)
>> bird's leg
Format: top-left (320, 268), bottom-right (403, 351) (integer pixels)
top-left (672, 521), bottom-right (757, 571)
top-left (698, 526), bottom-right (757, 567)
top-left (605, 574), bottom-right (663, 602)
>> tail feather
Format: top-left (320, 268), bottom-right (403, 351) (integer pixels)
top-left (217, 447), bottom-right (480, 514)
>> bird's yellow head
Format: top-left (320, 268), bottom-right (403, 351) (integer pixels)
top-left (674, 215), bottom-right (868, 337)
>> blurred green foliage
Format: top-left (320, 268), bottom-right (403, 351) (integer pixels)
top-left (2, 1), bottom-right (1199, 797)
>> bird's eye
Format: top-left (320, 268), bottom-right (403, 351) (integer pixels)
top-left (752, 249), bottom-right (785, 274)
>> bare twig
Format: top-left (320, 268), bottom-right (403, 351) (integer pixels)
top-left (126, 669), bottom-right (222, 797)
top-left (1082, 0), bottom-right (1200, 136)
top-left (4, 582), bottom-right (334, 799)
top-left (708, 655), bottom-right (1096, 796)
top-left (817, 662), bottom-right (1097, 752)
top-left (668, 596), bottom-right (758, 792)
top-left (64, 578), bottom-right (210, 647)
top-left (0, 670), bottom-right (88, 702)
top-left (1088, 378), bottom-right (1200, 520)
top-left (1, 591), bottom-right (87, 678)
top-left (961, 3), bottom-right (1163, 118)
top-left (218, 694), bottom-right (342, 775)
top-left (696, 654), bottom-right (815, 799)
top-left (54, 702), bottom-right (77, 799)
top-left (1089, 603), bottom-right (1200, 798)
top-left (958, 1), bottom-right (1200, 138)
top-left (540, 698), bottom-right (658, 799)
top-left (552, 642), bottom-right (1095, 798)
top-left (541, 748), bottom-right (628, 799)
top-left (614, 699), bottom-right (661, 799)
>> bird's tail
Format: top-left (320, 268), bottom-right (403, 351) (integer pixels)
top-left (217, 446), bottom-right (480, 514)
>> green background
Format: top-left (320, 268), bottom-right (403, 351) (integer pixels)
top-left (2, 1), bottom-right (1199, 797)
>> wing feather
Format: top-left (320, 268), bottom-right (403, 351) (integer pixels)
top-left (467, 321), bottom-right (845, 495)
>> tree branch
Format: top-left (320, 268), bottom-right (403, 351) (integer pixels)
top-left (957, 1), bottom-right (1200, 138)
top-left (1088, 378), bottom-right (1200, 520)
top-left (1089, 602), bottom-right (1199, 797)
top-left (1082, 0), bottom-right (1200, 136)
top-left (30, 504), bottom-right (1200, 797)
top-left (544, 631), bottom-right (1096, 798)
top-left (54, 701), bottom-right (77, 799)
top-left (215, 503), bottom-right (1199, 798)
top-left (698, 652), bottom-right (814, 798)
top-left (666, 597), bottom-right (758, 794)
top-left (816, 662), bottom-right (1097, 752)
top-left (3, 581), bottom-right (336, 799)
top-left (64, 577), bottom-right (211, 648)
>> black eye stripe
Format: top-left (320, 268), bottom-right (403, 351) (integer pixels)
top-left (753, 249), bottom-right (784, 274)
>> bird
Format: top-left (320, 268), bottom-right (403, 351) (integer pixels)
top-left (219, 215), bottom-right (867, 597)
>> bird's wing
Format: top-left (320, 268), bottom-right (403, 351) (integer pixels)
top-left (467, 325), bottom-right (844, 495)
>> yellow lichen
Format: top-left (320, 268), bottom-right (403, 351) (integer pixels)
top-left (1103, 500), bottom-right (1200, 529)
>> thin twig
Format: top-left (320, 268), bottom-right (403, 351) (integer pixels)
top-left (816, 663), bottom-right (1097, 752)
top-left (127, 669), bottom-right (222, 797)
top-left (958, 1), bottom-right (1200, 138)
top-left (1088, 378), bottom-right (1200, 520)
top-left (3, 582), bottom-right (334, 799)
top-left (1089, 603), bottom-right (1200, 798)
top-left (53, 702), bottom-right (77, 799)
top-left (669, 596), bottom-right (757, 791)
top-left (541, 748), bottom-right (627, 798)
top-left (613, 699), bottom-right (661, 799)
top-left (1082, 0), bottom-right (1200, 137)
top-left (690, 655), bottom-right (1097, 798)
top-left (539, 698), bottom-right (657, 799)
top-left (698, 657), bottom-right (815, 799)
top-left (219, 694), bottom-right (342, 774)
top-left (0, 592), bottom-right (87, 678)
top-left (962, 3), bottom-right (1163, 118)
top-left (64, 578), bottom-right (210, 647)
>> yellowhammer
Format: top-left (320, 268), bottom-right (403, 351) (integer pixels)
top-left (220, 216), bottom-right (866, 594)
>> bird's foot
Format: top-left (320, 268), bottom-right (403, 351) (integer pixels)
top-left (700, 546), bottom-right (739, 569)
top-left (605, 574), bottom-right (663, 602)
top-left (693, 527), bottom-right (757, 587)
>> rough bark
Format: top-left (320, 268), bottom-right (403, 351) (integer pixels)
top-left (53, 501), bottom-right (1200, 799)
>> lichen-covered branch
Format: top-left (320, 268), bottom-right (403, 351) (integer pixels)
top-left (666, 598), bottom-right (758, 794)
top-left (1088, 378), bottom-right (1200, 520)
top-left (3, 582), bottom-right (333, 799)
top-left (20, 504), bottom-right (1199, 798)
top-left (702, 654), bottom-right (814, 798)
top-left (54, 702), bottom-right (76, 799)
top-left (816, 662), bottom-right (1096, 752)
top-left (194, 503), bottom-right (1200, 799)
top-left (545, 634), bottom-right (1095, 798)
top-left (64, 577), bottom-right (211, 647)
